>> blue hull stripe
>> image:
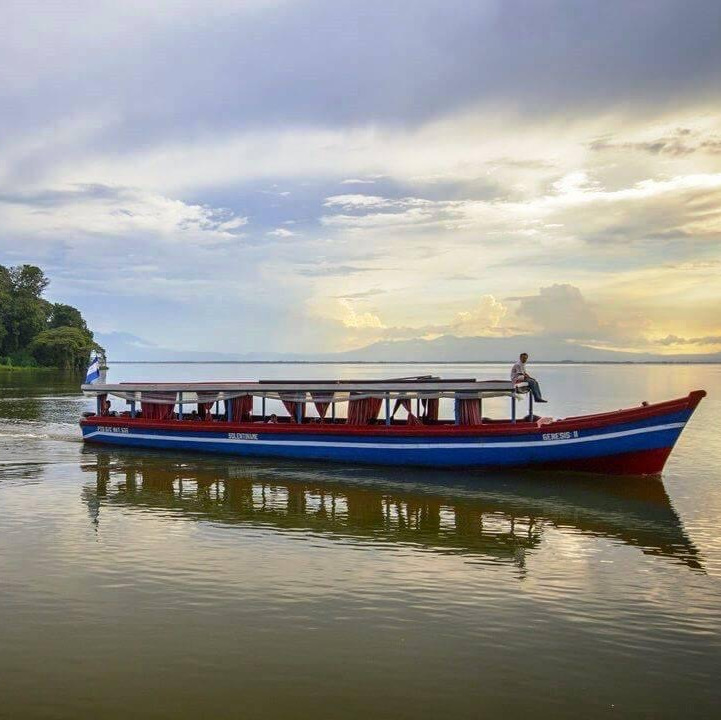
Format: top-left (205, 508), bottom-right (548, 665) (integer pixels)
top-left (84, 422), bottom-right (684, 450)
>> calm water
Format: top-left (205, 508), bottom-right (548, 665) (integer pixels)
top-left (1, 363), bottom-right (720, 719)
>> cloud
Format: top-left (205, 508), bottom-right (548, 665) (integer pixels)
top-left (0, 183), bottom-right (121, 207)
top-left (267, 227), bottom-right (296, 237)
top-left (321, 194), bottom-right (464, 230)
top-left (296, 263), bottom-right (373, 277)
top-left (0, 183), bottom-right (248, 246)
top-left (318, 169), bottom-right (721, 243)
top-left (217, 216), bottom-right (249, 231)
top-left (315, 293), bottom-right (514, 347)
top-left (3, 2), bottom-right (721, 356)
top-left (450, 295), bottom-right (508, 336)
top-left (321, 207), bottom-right (441, 229)
top-left (656, 334), bottom-right (721, 346)
top-left (313, 286), bottom-right (641, 353)
top-left (339, 299), bottom-right (385, 329)
top-left (335, 288), bottom-right (386, 299)
top-left (513, 284), bottom-right (602, 339)
top-left (323, 194), bottom-right (432, 210)
top-left (4, 0), bottom-right (721, 151)
top-left (340, 178), bottom-right (377, 185)
top-left (590, 127), bottom-right (721, 157)
top-left (323, 194), bottom-right (391, 209)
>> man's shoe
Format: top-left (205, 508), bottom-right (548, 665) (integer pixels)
top-left (536, 399), bottom-right (548, 403)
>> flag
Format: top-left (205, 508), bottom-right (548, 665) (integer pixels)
top-left (85, 354), bottom-right (101, 384)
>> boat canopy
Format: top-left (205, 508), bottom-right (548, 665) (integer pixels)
top-left (82, 377), bottom-right (529, 405)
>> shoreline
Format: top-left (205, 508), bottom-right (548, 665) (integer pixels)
top-left (0, 365), bottom-right (59, 372)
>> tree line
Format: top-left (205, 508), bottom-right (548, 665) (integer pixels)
top-left (0, 264), bottom-right (99, 370)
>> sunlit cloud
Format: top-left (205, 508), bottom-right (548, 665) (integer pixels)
top-left (451, 295), bottom-right (508, 337)
top-left (339, 300), bottom-right (385, 330)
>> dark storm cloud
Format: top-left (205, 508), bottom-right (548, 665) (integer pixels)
top-left (3, 0), bottom-right (721, 152)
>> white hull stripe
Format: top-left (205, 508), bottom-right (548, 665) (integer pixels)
top-left (83, 422), bottom-right (685, 450)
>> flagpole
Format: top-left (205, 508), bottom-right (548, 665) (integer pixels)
top-left (99, 351), bottom-right (108, 384)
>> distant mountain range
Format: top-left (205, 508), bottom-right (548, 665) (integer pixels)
top-left (96, 331), bottom-right (721, 364)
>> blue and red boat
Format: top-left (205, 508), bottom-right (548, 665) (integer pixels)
top-left (79, 374), bottom-right (705, 476)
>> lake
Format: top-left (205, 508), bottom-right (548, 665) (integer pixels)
top-left (1, 362), bottom-right (720, 719)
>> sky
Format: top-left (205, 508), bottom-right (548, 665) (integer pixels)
top-left (2, 0), bottom-right (721, 357)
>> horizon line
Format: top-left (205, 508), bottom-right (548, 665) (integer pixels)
top-left (108, 359), bottom-right (721, 365)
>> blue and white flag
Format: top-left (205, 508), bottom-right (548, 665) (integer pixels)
top-left (85, 354), bottom-right (101, 384)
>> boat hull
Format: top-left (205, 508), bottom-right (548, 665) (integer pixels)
top-left (80, 391), bottom-right (705, 476)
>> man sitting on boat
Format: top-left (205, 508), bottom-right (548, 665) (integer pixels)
top-left (511, 353), bottom-right (547, 403)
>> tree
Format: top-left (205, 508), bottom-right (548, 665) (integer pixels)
top-left (8, 265), bottom-right (49, 298)
top-left (0, 265), bottom-right (11, 294)
top-left (0, 295), bottom-right (48, 354)
top-left (0, 265), bottom-right (50, 355)
top-left (0, 265), bottom-right (10, 351)
top-left (49, 303), bottom-right (88, 332)
top-left (0, 263), bottom-right (96, 368)
top-left (29, 327), bottom-right (97, 371)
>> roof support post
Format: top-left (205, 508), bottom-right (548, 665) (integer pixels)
top-left (511, 395), bottom-right (516, 423)
top-left (385, 393), bottom-right (391, 426)
top-left (454, 397), bottom-right (460, 425)
top-left (178, 392), bottom-right (183, 421)
top-left (96, 396), bottom-right (103, 416)
top-left (331, 402), bottom-right (336, 422)
top-left (296, 401), bottom-right (303, 424)
top-left (130, 400), bottom-right (136, 419)
top-left (528, 391), bottom-right (533, 420)
top-left (226, 398), bottom-right (232, 422)
top-left (262, 395), bottom-right (266, 421)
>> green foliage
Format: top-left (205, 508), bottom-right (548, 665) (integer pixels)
top-left (1, 294), bottom-right (49, 353)
top-left (0, 265), bottom-right (10, 350)
top-left (0, 264), bottom-right (98, 369)
top-left (0, 265), bottom-right (11, 294)
top-left (8, 265), bottom-right (49, 297)
top-left (49, 303), bottom-right (88, 331)
top-left (7, 350), bottom-right (38, 367)
top-left (29, 327), bottom-right (95, 370)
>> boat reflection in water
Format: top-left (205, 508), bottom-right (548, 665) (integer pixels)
top-left (82, 448), bottom-right (703, 572)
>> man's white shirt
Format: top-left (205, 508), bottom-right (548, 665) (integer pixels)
top-left (511, 361), bottom-right (526, 383)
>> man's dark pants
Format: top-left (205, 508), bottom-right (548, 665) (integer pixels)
top-left (526, 377), bottom-right (544, 401)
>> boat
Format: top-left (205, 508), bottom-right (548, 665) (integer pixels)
top-left (79, 370), bottom-right (706, 476)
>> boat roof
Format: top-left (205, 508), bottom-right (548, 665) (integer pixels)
top-left (82, 376), bottom-right (527, 402)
